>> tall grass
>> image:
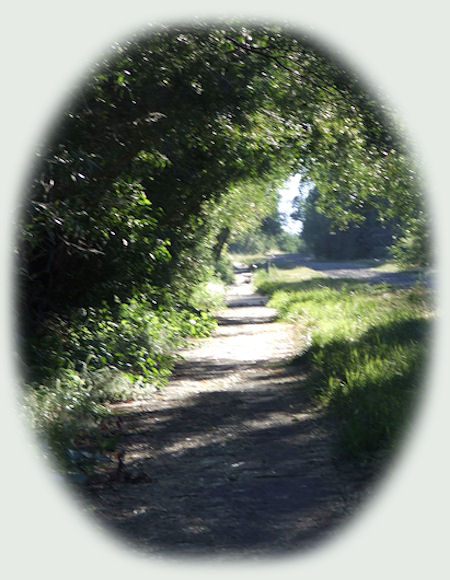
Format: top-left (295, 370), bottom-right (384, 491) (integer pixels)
top-left (255, 267), bottom-right (433, 462)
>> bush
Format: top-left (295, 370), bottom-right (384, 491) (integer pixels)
top-left (390, 230), bottom-right (431, 268)
top-left (22, 284), bottom-right (221, 466)
top-left (276, 232), bottom-right (307, 253)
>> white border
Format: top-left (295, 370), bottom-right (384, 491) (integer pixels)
top-left (2, 2), bottom-right (449, 579)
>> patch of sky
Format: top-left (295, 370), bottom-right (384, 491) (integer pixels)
top-left (278, 173), bottom-right (314, 234)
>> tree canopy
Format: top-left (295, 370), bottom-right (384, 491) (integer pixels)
top-left (19, 22), bottom-right (428, 327)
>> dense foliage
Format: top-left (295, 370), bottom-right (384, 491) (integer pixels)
top-left (20, 23), bottom-right (427, 321)
top-left (294, 185), bottom-right (396, 260)
top-left (229, 206), bottom-right (305, 255)
top-left (17, 22), bottom-right (429, 462)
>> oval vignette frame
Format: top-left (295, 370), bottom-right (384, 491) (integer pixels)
top-left (1, 2), bottom-right (448, 580)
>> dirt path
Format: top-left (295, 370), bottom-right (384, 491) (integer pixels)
top-left (266, 253), bottom-right (433, 288)
top-left (79, 268), bottom-right (372, 559)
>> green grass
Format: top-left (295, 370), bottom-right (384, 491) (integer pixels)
top-left (370, 261), bottom-right (401, 272)
top-left (255, 266), bottom-right (433, 463)
top-left (371, 261), bottom-right (424, 274)
top-left (254, 265), bottom-right (323, 292)
top-left (229, 252), bottom-right (275, 266)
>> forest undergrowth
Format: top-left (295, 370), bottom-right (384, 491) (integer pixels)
top-left (22, 276), bottom-right (227, 470)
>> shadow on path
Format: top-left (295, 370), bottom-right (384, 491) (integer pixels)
top-left (76, 265), bottom-right (375, 558)
top-left (82, 365), bottom-right (370, 558)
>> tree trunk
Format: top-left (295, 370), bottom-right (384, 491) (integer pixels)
top-left (213, 226), bottom-right (230, 261)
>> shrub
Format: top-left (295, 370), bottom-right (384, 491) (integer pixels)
top-left (22, 283), bottom-right (221, 467)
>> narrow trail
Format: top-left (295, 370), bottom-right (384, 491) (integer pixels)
top-left (80, 267), bottom-right (372, 558)
top-left (266, 253), bottom-right (434, 288)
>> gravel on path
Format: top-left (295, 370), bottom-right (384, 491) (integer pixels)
top-left (265, 253), bottom-right (433, 288)
top-left (77, 268), bottom-right (374, 559)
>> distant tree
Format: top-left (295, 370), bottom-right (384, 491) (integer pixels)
top-left (294, 186), bottom-right (396, 260)
top-left (228, 204), bottom-right (305, 255)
